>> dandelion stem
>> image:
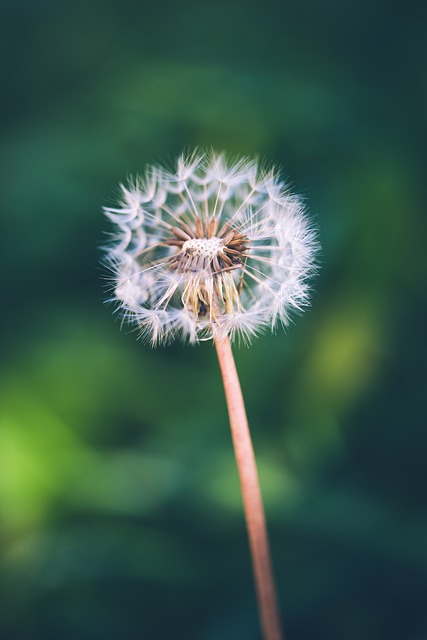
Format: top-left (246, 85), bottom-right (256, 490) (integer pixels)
top-left (214, 335), bottom-right (284, 640)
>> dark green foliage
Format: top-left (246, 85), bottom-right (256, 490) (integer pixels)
top-left (1, 0), bottom-right (426, 638)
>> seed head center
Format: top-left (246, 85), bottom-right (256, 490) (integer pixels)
top-left (183, 237), bottom-right (223, 260)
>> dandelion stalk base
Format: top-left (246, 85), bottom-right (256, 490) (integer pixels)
top-left (215, 335), bottom-right (284, 640)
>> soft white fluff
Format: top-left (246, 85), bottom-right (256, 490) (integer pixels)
top-left (103, 150), bottom-right (319, 345)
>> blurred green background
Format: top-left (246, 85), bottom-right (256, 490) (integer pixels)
top-left (1, 0), bottom-right (426, 638)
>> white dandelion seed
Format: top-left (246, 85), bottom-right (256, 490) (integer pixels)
top-left (101, 149), bottom-right (321, 640)
top-left (102, 150), bottom-right (318, 345)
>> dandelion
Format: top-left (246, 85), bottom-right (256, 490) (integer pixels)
top-left (104, 151), bottom-right (317, 346)
top-left (102, 150), bottom-right (319, 640)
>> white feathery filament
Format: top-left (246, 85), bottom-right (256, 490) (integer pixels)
top-left (103, 150), bottom-right (318, 345)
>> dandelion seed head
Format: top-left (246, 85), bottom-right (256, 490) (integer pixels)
top-left (102, 150), bottom-right (319, 345)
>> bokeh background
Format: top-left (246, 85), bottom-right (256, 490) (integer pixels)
top-left (1, 0), bottom-right (426, 638)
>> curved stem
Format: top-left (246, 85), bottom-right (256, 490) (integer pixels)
top-left (214, 336), bottom-right (284, 640)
